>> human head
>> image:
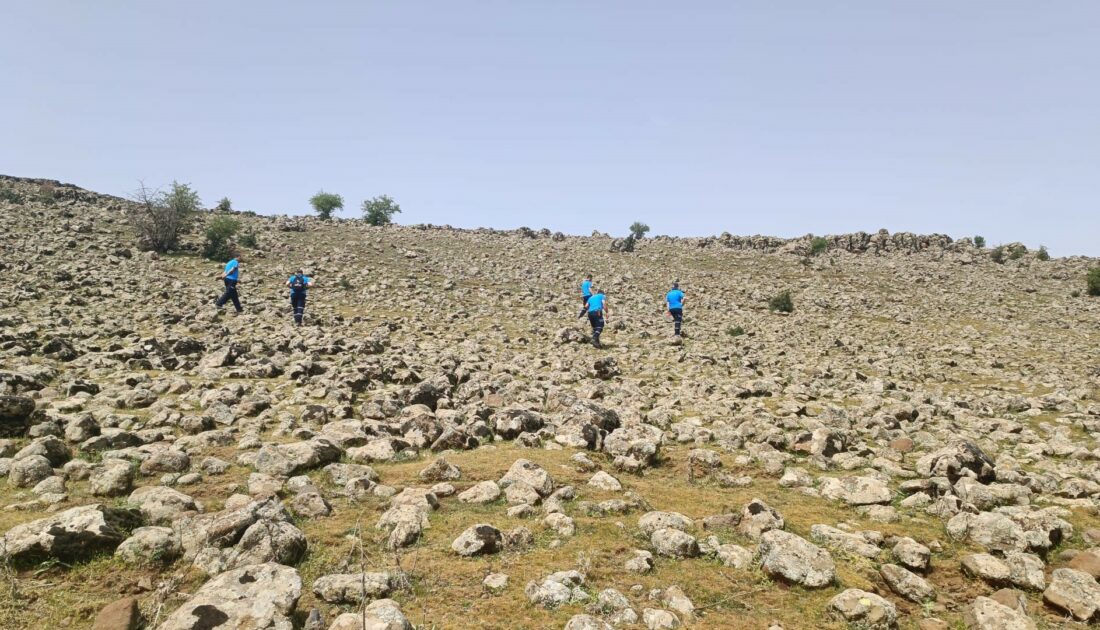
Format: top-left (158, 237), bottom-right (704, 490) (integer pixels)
top-left (585, 274), bottom-right (592, 280)
top-left (296, 268), bottom-right (304, 276)
top-left (672, 281), bottom-right (679, 289)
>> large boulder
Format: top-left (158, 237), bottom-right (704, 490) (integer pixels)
top-left (1042, 568), bottom-right (1100, 622)
top-left (452, 524), bottom-right (502, 556)
top-left (916, 441), bottom-right (996, 483)
top-left (964, 596), bottom-right (1037, 630)
top-left (312, 572), bottom-right (396, 604)
top-left (757, 530), bottom-right (836, 588)
top-left (327, 600), bottom-right (412, 630)
top-left (499, 459), bottom-right (554, 497)
top-left (0, 395), bottom-right (34, 437)
top-left (0, 504), bottom-right (141, 562)
top-left (819, 476), bottom-right (892, 505)
top-left (130, 486), bottom-right (202, 525)
top-left (156, 562), bottom-right (301, 630)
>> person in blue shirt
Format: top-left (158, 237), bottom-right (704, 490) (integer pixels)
top-left (666, 281), bottom-right (685, 337)
top-left (286, 269), bottom-right (314, 326)
top-left (577, 274), bottom-right (593, 319)
top-left (215, 255), bottom-right (243, 313)
top-left (586, 287), bottom-right (609, 348)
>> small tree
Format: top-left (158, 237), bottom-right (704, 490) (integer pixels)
top-left (990, 246), bottom-right (1006, 264)
top-left (310, 190), bottom-right (344, 221)
top-left (974, 235), bottom-right (986, 248)
top-left (202, 215), bottom-right (240, 260)
top-left (1008, 244), bottom-right (1027, 260)
top-left (128, 181), bottom-right (199, 253)
top-left (768, 290), bottom-right (794, 313)
top-left (1037, 245), bottom-right (1050, 261)
top-left (1088, 267), bottom-right (1100, 297)
top-left (629, 222), bottom-right (650, 240)
top-left (810, 236), bottom-right (829, 256)
top-left (620, 233), bottom-right (636, 252)
top-left (215, 197), bottom-right (233, 212)
top-left (362, 195), bottom-right (401, 226)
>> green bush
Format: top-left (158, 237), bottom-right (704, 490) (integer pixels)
top-left (310, 190), bottom-right (344, 220)
top-left (810, 236), bottom-right (828, 256)
top-left (1037, 246), bottom-right (1050, 261)
top-left (726, 325), bottom-right (745, 337)
top-left (238, 231), bottom-right (258, 248)
top-left (973, 235), bottom-right (986, 248)
top-left (768, 290), bottom-right (794, 313)
top-left (990, 246), bottom-right (1005, 264)
top-left (129, 181), bottom-right (200, 253)
top-left (1071, 290), bottom-right (1081, 298)
top-left (362, 195), bottom-right (401, 226)
top-left (215, 197), bottom-right (233, 212)
top-left (1008, 244), bottom-right (1027, 260)
top-left (203, 215), bottom-right (240, 260)
top-left (1088, 268), bottom-right (1100, 297)
top-left (0, 187), bottom-right (25, 204)
top-left (338, 277), bottom-right (353, 290)
top-left (629, 222), bottom-right (650, 239)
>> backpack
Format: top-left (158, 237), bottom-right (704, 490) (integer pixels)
top-left (291, 275), bottom-right (306, 293)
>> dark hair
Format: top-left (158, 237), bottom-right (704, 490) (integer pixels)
top-left (672, 281), bottom-right (679, 289)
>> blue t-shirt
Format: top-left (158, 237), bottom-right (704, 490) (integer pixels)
top-left (224, 259), bottom-right (239, 281)
top-left (288, 275), bottom-right (312, 295)
top-left (581, 280), bottom-right (592, 297)
top-left (666, 289), bottom-right (684, 310)
top-left (587, 293), bottom-right (606, 313)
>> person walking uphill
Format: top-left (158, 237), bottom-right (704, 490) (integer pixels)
top-left (587, 288), bottom-right (609, 348)
top-left (577, 274), bottom-right (593, 319)
top-left (666, 281), bottom-right (685, 337)
top-left (286, 269), bottom-right (314, 326)
top-left (215, 255), bottom-right (243, 313)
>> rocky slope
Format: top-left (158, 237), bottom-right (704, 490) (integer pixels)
top-left (1, 174), bottom-right (1099, 630)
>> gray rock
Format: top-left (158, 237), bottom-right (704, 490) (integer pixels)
top-left (115, 526), bottom-right (181, 564)
top-left (458, 480), bottom-right (501, 504)
top-left (452, 523), bottom-right (502, 556)
top-left (156, 562), bottom-right (301, 630)
top-left (1042, 567), bottom-right (1100, 621)
top-left (737, 498), bottom-right (783, 540)
top-left (819, 475), bottom-right (892, 505)
top-left (964, 596), bottom-right (1037, 630)
top-left (651, 528), bottom-right (699, 558)
top-left (829, 588), bottom-right (897, 629)
top-left (312, 572), bottom-right (395, 604)
top-left (500, 458), bottom-right (554, 496)
top-left (129, 486), bottom-right (201, 525)
top-left (90, 460), bottom-right (134, 497)
top-left (880, 564), bottom-right (935, 603)
top-left (0, 504), bottom-right (142, 561)
top-left (757, 530), bottom-right (836, 588)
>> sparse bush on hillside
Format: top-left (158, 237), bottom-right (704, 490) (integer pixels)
top-left (129, 181), bottom-right (200, 253)
top-left (0, 187), bottom-right (25, 204)
top-left (362, 195), bottom-right (401, 226)
top-left (768, 290), bottom-right (794, 313)
top-left (1008, 244), bottom-right (1027, 260)
top-left (238, 231), bottom-right (258, 248)
top-left (1037, 245), bottom-right (1050, 261)
top-left (338, 276), bottom-right (353, 290)
top-left (215, 197), bottom-right (233, 212)
top-left (990, 246), bottom-right (1006, 264)
top-left (726, 325), bottom-right (745, 337)
top-left (973, 235), bottom-right (986, 248)
top-left (810, 236), bottom-right (828, 256)
top-left (1071, 290), bottom-right (1081, 298)
top-left (310, 190), bottom-right (344, 221)
top-left (621, 233), bottom-right (636, 252)
top-left (1088, 268), bottom-right (1100, 297)
top-left (202, 215), bottom-right (240, 260)
top-left (629, 222), bottom-right (650, 239)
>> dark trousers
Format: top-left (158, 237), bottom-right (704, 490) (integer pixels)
top-left (578, 294), bottom-right (591, 318)
top-left (216, 279), bottom-right (242, 312)
top-left (669, 308), bottom-right (683, 335)
top-left (291, 293), bottom-right (307, 324)
top-left (588, 311), bottom-right (604, 344)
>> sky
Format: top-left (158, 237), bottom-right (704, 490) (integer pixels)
top-left (2, 2), bottom-right (1098, 255)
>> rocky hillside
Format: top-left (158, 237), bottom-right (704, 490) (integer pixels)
top-left (1, 174), bottom-right (1099, 630)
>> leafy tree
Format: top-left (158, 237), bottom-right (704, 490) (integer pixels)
top-left (129, 181), bottom-right (200, 253)
top-left (810, 236), bottom-right (829, 256)
top-left (310, 190), bottom-right (344, 220)
top-left (1088, 267), bottom-right (1100, 297)
top-left (203, 215), bottom-right (240, 260)
top-left (1037, 245), bottom-right (1050, 261)
top-left (1008, 244), bottom-right (1027, 260)
top-left (629, 222), bottom-right (650, 239)
top-left (362, 195), bottom-right (402, 226)
top-left (990, 246), bottom-right (1006, 264)
top-left (768, 290), bottom-right (794, 313)
top-left (973, 235), bottom-right (986, 248)
top-left (215, 197), bottom-right (233, 212)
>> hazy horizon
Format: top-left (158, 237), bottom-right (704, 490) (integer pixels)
top-left (2, 2), bottom-right (1098, 255)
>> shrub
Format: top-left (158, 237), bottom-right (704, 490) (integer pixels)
top-left (620, 233), bottom-right (636, 252)
top-left (973, 235), bottom-right (986, 248)
top-left (1071, 290), bottom-right (1081, 298)
top-left (1088, 268), bottom-right (1100, 297)
top-left (1037, 245), bottom-right (1050, 261)
top-left (1008, 244), bottom-right (1027, 260)
top-left (726, 325), bottom-right (745, 337)
top-left (310, 190), bottom-right (344, 220)
top-left (629, 222), bottom-right (650, 239)
top-left (129, 181), bottom-right (200, 253)
top-left (338, 276), bottom-right (353, 290)
top-left (362, 195), bottom-right (401, 226)
top-left (238, 231), bottom-right (258, 248)
top-left (809, 236), bottom-right (828, 256)
top-left (215, 197), bottom-right (233, 212)
top-left (768, 290), bottom-right (794, 313)
top-left (202, 215), bottom-right (240, 260)
top-left (0, 187), bottom-right (25, 204)
top-left (990, 246), bottom-right (1005, 264)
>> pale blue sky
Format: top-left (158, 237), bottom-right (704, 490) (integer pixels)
top-left (2, 2), bottom-right (1098, 255)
